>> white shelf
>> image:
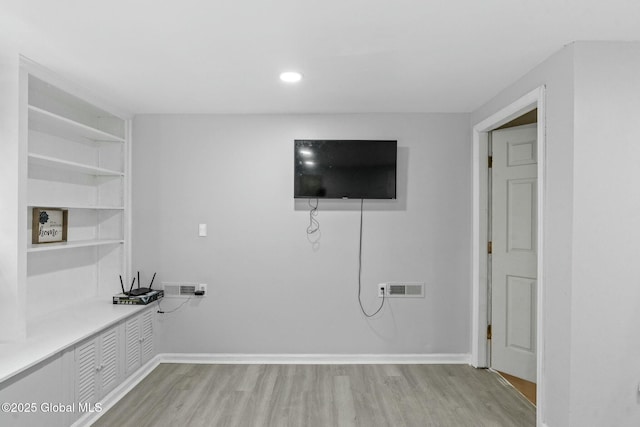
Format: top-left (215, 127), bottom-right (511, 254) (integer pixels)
top-left (27, 239), bottom-right (124, 253)
top-left (28, 153), bottom-right (124, 176)
top-left (28, 204), bottom-right (124, 210)
top-left (28, 105), bottom-right (125, 143)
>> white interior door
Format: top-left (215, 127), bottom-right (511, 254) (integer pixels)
top-left (491, 123), bottom-right (537, 383)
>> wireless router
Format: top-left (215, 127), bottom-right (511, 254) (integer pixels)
top-left (128, 271), bottom-right (156, 296)
top-left (114, 272), bottom-right (162, 305)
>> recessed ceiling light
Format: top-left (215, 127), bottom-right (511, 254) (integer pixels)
top-left (280, 71), bottom-right (302, 83)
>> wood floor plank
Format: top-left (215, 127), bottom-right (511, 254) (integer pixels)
top-left (333, 375), bottom-right (356, 427)
top-left (93, 364), bottom-right (535, 427)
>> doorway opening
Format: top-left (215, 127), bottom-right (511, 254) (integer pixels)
top-left (471, 86), bottom-right (546, 425)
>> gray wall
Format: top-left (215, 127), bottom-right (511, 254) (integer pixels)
top-left (569, 42), bottom-right (640, 427)
top-left (132, 113), bottom-right (472, 355)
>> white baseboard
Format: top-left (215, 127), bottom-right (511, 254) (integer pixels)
top-left (159, 353), bottom-right (471, 365)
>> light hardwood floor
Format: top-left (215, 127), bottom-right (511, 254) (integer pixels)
top-left (497, 371), bottom-right (536, 406)
top-left (93, 364), bottom-right (535, 427)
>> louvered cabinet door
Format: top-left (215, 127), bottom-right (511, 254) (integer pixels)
top-left (140, 310), bottom-right (154, 364)
top-left (99, 327), bottom-right (120, 396)
top-left (75, 326), bottom-right (122, 405)
top-left (76, 340), bottom-right (98, 405)
top-left (125, 316), bottom-right (141, 375)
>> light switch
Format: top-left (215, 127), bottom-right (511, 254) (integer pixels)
top-left (198, 223), bottom-right (207, 237)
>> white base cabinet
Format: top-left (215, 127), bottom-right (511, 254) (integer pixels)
top-left (0, 306), bottom-right (155, 427)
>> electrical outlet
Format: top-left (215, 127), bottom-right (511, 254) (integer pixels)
top-left (198, 283), bottom-right (207, 295)
top-left (378, 284), bottom-right (386, 298)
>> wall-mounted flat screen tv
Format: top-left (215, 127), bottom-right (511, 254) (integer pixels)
top-left (294, 139), bottom-right (397, 199)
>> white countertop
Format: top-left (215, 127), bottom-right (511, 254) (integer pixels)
top-left (0, 298), bottom-right (149, 383)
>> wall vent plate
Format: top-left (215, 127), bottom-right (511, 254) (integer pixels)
top-left (161, 282), bottom-right (198, 298)
top-left (379, 282), bottom-right (425, 298)
top-left (180, 285), bottom-right (196, 295)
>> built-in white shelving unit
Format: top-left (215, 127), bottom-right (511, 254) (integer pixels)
top-left (23, 64), bottom-right (131, 324)
top-left (0, 58), bottom-right (149, 427)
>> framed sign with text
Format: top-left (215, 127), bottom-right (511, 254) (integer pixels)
top-left (32, 208), bottom-right (68, 244)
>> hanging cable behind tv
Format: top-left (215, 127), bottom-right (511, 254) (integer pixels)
top-left (357, 199), bottom-right (385, 317)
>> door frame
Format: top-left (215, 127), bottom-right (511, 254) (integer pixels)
top-left (471, 86), bottom-right (546, 422)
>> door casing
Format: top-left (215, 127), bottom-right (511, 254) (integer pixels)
top-left (471, 86), bottom-right (546, 425)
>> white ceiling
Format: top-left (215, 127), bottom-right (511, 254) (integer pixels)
top-left (3, 0), bottom-right (640, 115)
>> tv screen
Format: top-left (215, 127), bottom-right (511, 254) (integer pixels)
top-left (294, 140), bottom-right (397, 199)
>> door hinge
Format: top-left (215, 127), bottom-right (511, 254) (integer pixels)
top-left (487, 241), bottom-right (492, 254)
top-left (488, 156), bottom-right (493, 168)
top-left (487, 324), bottom-right (492, 340)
